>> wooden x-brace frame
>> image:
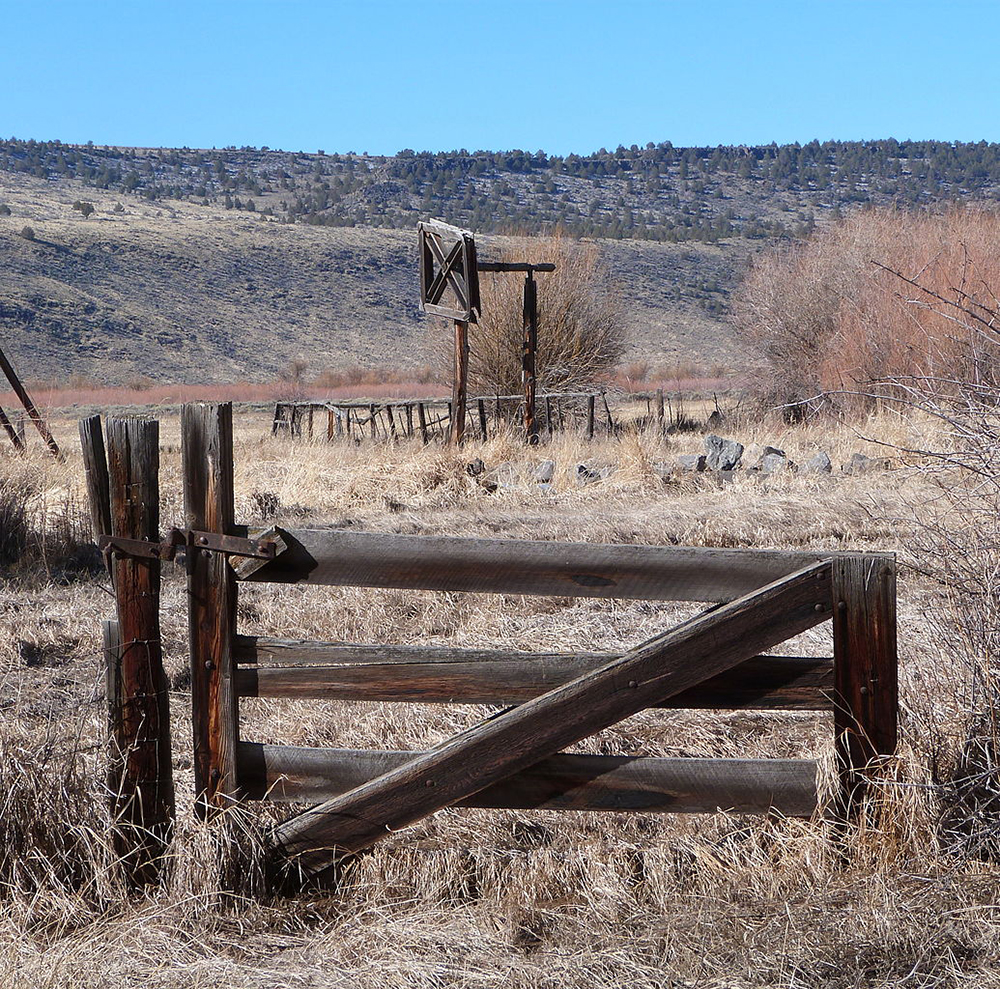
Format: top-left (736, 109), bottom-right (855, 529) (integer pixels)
top-left (274, 560), bottom-right (834, 878)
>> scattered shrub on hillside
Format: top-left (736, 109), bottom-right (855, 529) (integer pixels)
top-left (432, 235), bottom-right (625, 396)
top-left (733, 207), bottom-right (1000, 411)
top-left (0, 203), bottom-right (11, 216)
top-left (18, 225), bottom-right (34, 241)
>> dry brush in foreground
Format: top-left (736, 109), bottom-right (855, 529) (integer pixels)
top-left (0, 408), bottom-right (998, 987)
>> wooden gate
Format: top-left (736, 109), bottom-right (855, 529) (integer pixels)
top-left (86, 403), bottom-right (897, 886)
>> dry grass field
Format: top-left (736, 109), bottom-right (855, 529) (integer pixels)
top-left (1, 399), bottom-right (998, 988)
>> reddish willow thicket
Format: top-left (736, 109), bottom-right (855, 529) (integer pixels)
top-left (734, 207), bottom-right (1000, 409)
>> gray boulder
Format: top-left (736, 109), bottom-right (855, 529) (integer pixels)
top-left (677, 454), bottom-right (707, 472)
top-left (533, 459), bottom-right (555, 483)
top-left (754, 446), bottom-right (791, 473)
top-left (801, 451), bottom-right (833, 474)
top-left (576, 463), bottom-right (614, 485)
top-left (705, 434), bottom-right (744, 471)
top-left (843, 452), bottom-right (890, 474)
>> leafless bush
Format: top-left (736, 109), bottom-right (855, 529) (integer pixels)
top-left (733, 207), bottom-right (1000, 412)
top-left (868, 255), bottom-right (1000, 858)
top-left (432, 235), bottom-right (625, 396)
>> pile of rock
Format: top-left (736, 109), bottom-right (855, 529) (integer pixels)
top-left (676, 435), bottom-right (882, 478)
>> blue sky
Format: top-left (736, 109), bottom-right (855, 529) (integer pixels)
top-left (3, 0), bottom-right (999, 155)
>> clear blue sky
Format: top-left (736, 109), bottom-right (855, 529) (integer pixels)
top-left (3, 0), bottom-right (999, 156)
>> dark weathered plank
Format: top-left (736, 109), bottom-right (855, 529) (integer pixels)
top-left (451, 319), bottom-right (469, 444)
top-left (183, 402), bottom-right (239, 815)
top-left (106, 416), bottom-right (174, 883)
top-left (522, 270), bottom-right (538, 443)
top-left (233, 638), bottom-right (833, 710)
top-left (240, 527), bottom-right (855, 602)
top-left (79, 415), bottom-right (112, 548)
top-left (240, 744), bottom-right (817, 815)
top-left (274, 561), bottom-right (833, 874)
top-left (477, 262), bottom-right (557, 273)
top-left (832, 555), bottom-right (898, 817)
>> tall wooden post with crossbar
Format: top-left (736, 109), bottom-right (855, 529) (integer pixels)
top-left (417, 220), bottom-right (480, 444)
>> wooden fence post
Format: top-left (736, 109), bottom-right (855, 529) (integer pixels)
top-left (182, 403), bottom-right (239, 817)
top-left (418, 403), bottom-right (429, 444)
top-left (478, 399), bottom-right (488, 440)
top-left (832, 555), bottom-right (898, 819)
top-left (450, 319), bottom-right (469, 444)
top-left (657, 389), bottom-right (665, 430)
top-left (587, 394), bottom-right (596, 440)
top-left (105, 415), bottom-right (174, 883)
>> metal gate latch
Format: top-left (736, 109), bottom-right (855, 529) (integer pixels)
top-left (98, 528), bottom-right (279, 563)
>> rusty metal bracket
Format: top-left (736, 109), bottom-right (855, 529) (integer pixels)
top-left (98, 528), bottom-right (279, 563)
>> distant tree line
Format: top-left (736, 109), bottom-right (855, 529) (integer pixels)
top-left (3, 136), bottom-right (1000, 244)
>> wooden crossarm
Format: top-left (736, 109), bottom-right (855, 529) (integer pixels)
top-left (273, 560), bottom-right (833, 877)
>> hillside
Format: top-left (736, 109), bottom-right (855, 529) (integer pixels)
top-left (0, 172), bottom-right (745, 385)
top-left (5, 137), bottom-right (1000, 243)
top-left (5, 135), bottom-right (1000, 386)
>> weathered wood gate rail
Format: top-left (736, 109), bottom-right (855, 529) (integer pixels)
top-left (272, 390), bottom-right (609, 444)
top-left (84, 403), bottom-right (897, 886)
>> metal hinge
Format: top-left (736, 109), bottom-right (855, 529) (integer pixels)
top-left (98, 528), bottom-right (279, 563)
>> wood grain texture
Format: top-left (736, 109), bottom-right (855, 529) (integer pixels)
top-left (233, 638), bottom-right (833, 710)
top-left (274, 560), bottom-right (833, 875)
top-left (832, 554), bottom-right (898, 816)
top-left (240, 743), bottom-right (817, 815)
top-left (106, 416), bottom-right (174, 882)
top-left (183, 402), bottom-right (239, 815)
top-left (79, 415), bottom-right (112, 576)
top-left (240, 528), bottom-right (869, 603)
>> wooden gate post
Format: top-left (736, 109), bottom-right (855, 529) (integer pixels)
top-left (105, 415), bottom-right (174, 883)
top-left (450, 320), bottom-right (469, 444)
top-left (182, 403), bottom-right (239, 817)
top-left (522, 271), bottom-right (539, 444)
top-left (832, 555), bottom-right (898, 819)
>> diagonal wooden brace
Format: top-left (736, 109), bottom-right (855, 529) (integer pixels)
top-left (274, 559), bottom-right (834, 877)
top-left (425, 236), bottom-right (468, 307)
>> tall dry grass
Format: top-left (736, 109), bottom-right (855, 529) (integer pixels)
top-left (734, 206), bottom-right (1000, 410)
top-left (4, 406), bottom-right (1000, 986)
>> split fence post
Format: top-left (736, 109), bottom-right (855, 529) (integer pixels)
top-left (79, 415), bottom-right (112, 565)
top-left (105, 415), bottom-right (174, 883)
top-left (832, 555), bottom-right (898, 820)
top-left (657, 389), bottom-right (665, 430)
top-left (182, 402), bottom-right (239, 817)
